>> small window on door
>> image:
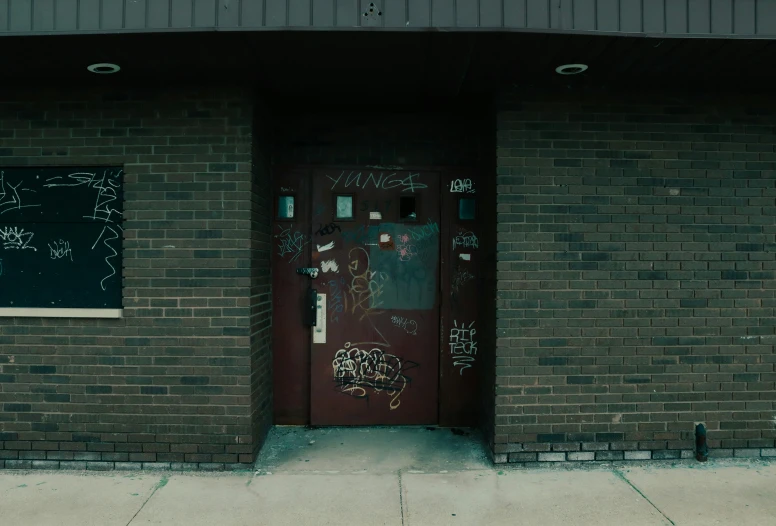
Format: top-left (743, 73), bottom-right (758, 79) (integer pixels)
top-left (399, 196), bottom-right (418, 222)
top-left (458, 197), bottom-right (476, 220)
top-left (335, 195), bottom-right (354, 220)
top-left (277, 195), bottom-right (295, 219)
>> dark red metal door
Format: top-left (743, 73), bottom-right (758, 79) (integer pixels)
top-left (439, 171), bottom-right (481, 426)
top-left (309, 169), bottom-right (440, 425)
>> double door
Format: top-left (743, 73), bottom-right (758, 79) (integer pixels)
top-left (272, 167), bottom-right (480, 426)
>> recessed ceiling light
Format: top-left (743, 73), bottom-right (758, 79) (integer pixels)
top-left (87, 63), bottom-right (121, 74)
top-left (555, 63), bottom-right (588, 75)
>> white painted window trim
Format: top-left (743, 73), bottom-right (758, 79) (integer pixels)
top-left (0, 308), bottom-right (123, 319)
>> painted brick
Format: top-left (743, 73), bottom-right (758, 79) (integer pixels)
top-left (86, 462), bottom-right (114, 471)
top-left (709, 449), bottom-right (734, 458)
top-left (5, 460), bottom-right (32, 469)
top-left (652, 450), bottom-right (681, 460)
top-left (761, 449), bottom-right (776, 458)
top-left (680, 450), bottom-right (695, 459)
top-left (624, 451), bottom-right (652, 460)
top-left (582, 443), bottom-right (610, 452)
top-left (733, 449), bottom-right (761, 458)
top-left (537, 452), bottom-right (566, 462)
top-left (171, 463), bottom-right (201, 471)
top-left (551, 443), bottom-right (581, 452)
top-left (508, 452), bottom-right (538, 462)
top-left (115, 463), bottom-right (144, 471)
top-left (492, 453), bottom-right (508, 464)
top-left (199, 463), bottom-right (226, 471)
top-left (567, 452), bottom-right (595, 461)
top-left (31, 460), bottom-right (60, 470)
top-left (142, 462), bottom-right (171, 471)
top-left (58, 461), bottom-right (88, 470)
top-left (595, 451), bottom-right (624, 461)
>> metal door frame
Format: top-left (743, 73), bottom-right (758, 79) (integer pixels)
top-left (271, 164), bottom-right (482, 426)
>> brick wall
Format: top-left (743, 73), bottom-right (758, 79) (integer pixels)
top-left (495, 89), bottom-right (776, 463)
top-left (272, 105), bottom-right (487, 167)
top-left (250, 100), bottom-right (273, 451)
top-left (0, 86), bottom-right (270, 470)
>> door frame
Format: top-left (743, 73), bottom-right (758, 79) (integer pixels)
top-left (271, 164), bottom-right (482, 426)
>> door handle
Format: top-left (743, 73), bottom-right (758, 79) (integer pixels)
top-left (305, 287), bottom-right (318, 327)
top-left (297, 267), bottom-right (319, 279)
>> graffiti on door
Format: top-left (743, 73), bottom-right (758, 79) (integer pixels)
top-left (449, 320), bottom-right (477, 375)
top-left (391, 315), bottom-right (418, 335)
top-left (328, 277), bottom-right (348, 323)
top-left (347, 247), bottom-right (388, 321)
top-left (449, 178), bottom-right (475, 193)
top-left (326, 170), bottom-right (428, 193)
top-left (275, 224), bottom-right (308, 262)
top-left (452, 231), bottom-right (478, 251)
top-left (332, 345), bottom-right (418, 410)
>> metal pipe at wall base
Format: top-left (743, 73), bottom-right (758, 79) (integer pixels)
top-left (695, 423), bottom-right (709, 462)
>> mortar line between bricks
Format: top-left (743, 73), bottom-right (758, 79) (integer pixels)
top-left (613, 470), bottom-right (675, 526)
top-left (125, 474), bottom-right (169, 526)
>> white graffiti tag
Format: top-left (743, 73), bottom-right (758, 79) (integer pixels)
top-left (0, 172), bottom-right (41, 215)
top-left (275, 225), bottom-right (309, 263)
top-left (391, 315), bottom-right (418, 335)
top-left (452, 231), bottom-right (479, 251)
top-left (92, 226), bottom-right (119, 290)
top-left (449, 321), bottom-right (477, 375)
top-left (0, 226), bottom-right (37, 251)
top-left (450, 178), bottom-right (475, 193)
top-left (49, 239), bottom-right (73, 261)
top-left (44, 170), bottom-right (123, 223)
top-left (321, 259), bottom-right (340, 273)
top-left (332, 346), bottom-right (418, 410)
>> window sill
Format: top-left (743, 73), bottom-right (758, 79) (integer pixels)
top-left (0, 308), bottom-right (123, 319)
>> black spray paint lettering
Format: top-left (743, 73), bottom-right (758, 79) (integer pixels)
top-left (450, 178), bottom-right (475, 193)
top-left (391, 315), bottom-right (418, 335)
top-left (275, 224), bottom-right (309, 262)
top-left (449, 321), bottom-right (477, 375)
top-left (316, 222), bottom-right (342, 236)
top-left (332, 346), bottom-right (418, 410)
top-left (452, 231), bottom-right (479, 251)
top-left (326, 171), bottom-right (427, 193)
top-left (0, 226), bottom-right (37, 251)
top-left (48, 239), bottom-right (73, 261)
top-left (0, 172), bottom-right (41, 215)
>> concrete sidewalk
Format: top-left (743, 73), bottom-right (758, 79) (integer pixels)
top-left (1, 427), bottom-right (775, 525)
